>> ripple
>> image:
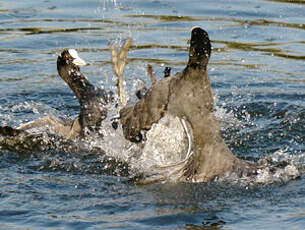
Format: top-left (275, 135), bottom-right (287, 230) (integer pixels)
top-left (0, 210), bottom-right (30, 217)
top-left (1, 0), bottom-right (305, 229)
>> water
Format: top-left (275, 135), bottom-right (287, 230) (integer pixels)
top-left (0, 0), bottom-right (305, 229)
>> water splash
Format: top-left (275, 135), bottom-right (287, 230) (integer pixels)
top-left (0, 101), bottom-right (66, 127)
top-left (248, 147), bottom-right (303, 185)
top-left (1, 92), bottom-right (303, 185)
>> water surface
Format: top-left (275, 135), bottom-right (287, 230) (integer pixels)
top-left (0, 0), bottom-right (305, 229)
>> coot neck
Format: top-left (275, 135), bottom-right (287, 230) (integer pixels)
top-left (58, 62), bottom-right (94, 103)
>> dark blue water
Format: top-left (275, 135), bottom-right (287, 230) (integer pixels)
top-left (0, 0), bottom-right (305, 229)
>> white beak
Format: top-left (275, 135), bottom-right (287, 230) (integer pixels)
top-left (68, 49), bottom-right (88, 66)
top-left (72, 57), bottom-right (87, 66)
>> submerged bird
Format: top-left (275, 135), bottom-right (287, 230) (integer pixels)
top-left (56, 49), bottom-right (114, 137)
top-left (16, 49), bottom-right (114, 139)
top-left (0, 40), bottom-right (133, 153)
top-left (3, 41), bottom-right (131, 140)
top-left (120, 27), bottom-right (255, 183)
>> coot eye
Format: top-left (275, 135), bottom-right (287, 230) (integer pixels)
top-left (63, 54), bottom-right (69, 60)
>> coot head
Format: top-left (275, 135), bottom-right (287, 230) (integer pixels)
top-left (57, 49), bottom-right (87, 79)
top-left (188, 27), bottom-right (211, 67)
